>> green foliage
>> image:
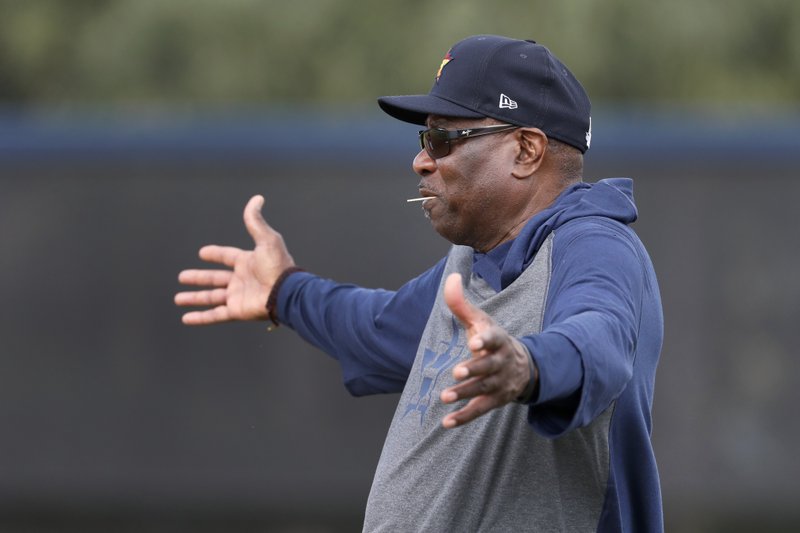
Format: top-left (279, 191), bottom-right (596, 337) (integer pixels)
top-left (0, 0), bottom-right (798, 106)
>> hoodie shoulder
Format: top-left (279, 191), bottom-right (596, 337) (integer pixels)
top-left (500, 178), bottom-right (641, 288)
top-left (564, 178), bottom-right (638, 227)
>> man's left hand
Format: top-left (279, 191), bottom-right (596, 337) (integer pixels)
top-left (440, 273), bottom-right (537, 429)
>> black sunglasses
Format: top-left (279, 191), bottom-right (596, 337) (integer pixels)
top-left (418, 124), bottom-right (519, 159)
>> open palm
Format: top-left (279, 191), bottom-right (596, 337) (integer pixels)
top-left (175, 195), bottom-right (295, 325)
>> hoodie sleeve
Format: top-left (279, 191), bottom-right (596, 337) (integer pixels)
top-left (276, 258), bottom-right (447, 396)
top-left (519, 217), bottom-right (645, 438)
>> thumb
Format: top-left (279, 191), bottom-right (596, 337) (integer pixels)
top-left (243, 194), bottom-right (273, 245)
top-left (443, 273), bottom-right (490, 331)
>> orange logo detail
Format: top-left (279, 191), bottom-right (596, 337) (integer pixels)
top-left (436, 51), bottom-right (453, 82)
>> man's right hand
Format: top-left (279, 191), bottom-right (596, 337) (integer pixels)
top-left (174, 194), bottom-right (295, 325)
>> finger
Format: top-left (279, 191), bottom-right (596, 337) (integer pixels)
top-left (466, 325), bottom-right (507, 353)
top-left (177, 269), bottom-right (233, 287)
top-left (441, 373), bottom-right (503, 403)
top-left (181, 305), bottom-right (232, 325)
top-left (174, 288), bottom-right (228, 307)
top-left (443, 273), bottom-right (492, 331)
top-left (442, 395), bottom-right (501, 429)
top-left (243, 194), bottom-right (276, 246)
top-left (199, 245), bottom-right (242, 268)
top-left (452, 352), bottom-right (503, 381)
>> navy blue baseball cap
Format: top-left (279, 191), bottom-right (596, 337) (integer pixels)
top-left (378, 35), bottom-right (592, 153)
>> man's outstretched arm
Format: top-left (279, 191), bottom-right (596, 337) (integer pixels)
top-left (174, 195), bottom-right (295, 325)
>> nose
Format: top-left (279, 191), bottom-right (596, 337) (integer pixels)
top-left (412, 148), bottom-right (436, 176)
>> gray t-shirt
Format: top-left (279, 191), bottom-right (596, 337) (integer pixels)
top-left (363, 236), bottom-right (612, 532)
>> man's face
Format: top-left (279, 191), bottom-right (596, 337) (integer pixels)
top-left (413, 115), bottom-right (520, 252)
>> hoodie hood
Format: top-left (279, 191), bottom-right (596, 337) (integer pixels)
top-left (499, 177), bottom-right (638, 288)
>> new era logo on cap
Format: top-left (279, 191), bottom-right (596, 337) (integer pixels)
top-left (499, 93), bottom-right (518, 109)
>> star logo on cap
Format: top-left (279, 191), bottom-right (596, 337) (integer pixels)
top-left (435, 50), bottom-right (453, 83)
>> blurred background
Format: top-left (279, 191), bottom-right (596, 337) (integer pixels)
top-left (1, 1), bottom-right (799, 531)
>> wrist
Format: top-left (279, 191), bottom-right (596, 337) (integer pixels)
top-left (515, 342), bottom-right (539, 404)
top-left (266, 266), bottom-right (304, 328)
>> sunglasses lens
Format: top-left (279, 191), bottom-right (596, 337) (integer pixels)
top-left (422, 129), bottom-right (449, 159)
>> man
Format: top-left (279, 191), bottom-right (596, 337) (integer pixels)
top-left (175, 35), bottom-right (664, 532)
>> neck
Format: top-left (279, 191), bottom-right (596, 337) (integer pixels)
top-left (479, 177), bottom-right (572, 253)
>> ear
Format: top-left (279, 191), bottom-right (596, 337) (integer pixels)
top-left (512, 128), bottom-right (547, 179)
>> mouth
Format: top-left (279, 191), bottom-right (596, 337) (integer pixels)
top-left (407, 186), bottom-right (439, 204)
top-left (417, 186), bottom-right (439, 200)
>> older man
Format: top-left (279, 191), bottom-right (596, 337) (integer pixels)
top-left (176, 35), bottom-right (664, 532)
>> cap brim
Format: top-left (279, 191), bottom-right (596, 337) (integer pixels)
top-left (377, 94), bottom-right (485, 126)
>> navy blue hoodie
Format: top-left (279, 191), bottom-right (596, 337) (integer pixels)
top-left (278, 177), bottom-right (664, 532)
